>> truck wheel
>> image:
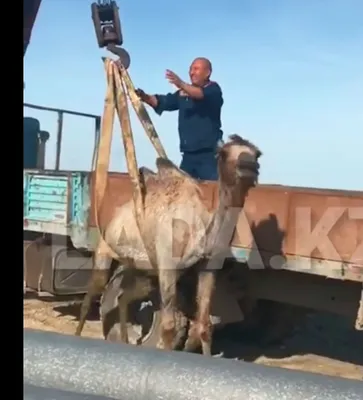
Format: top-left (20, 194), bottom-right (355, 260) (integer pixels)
top-left (100, 267), bottom-right (189, 349)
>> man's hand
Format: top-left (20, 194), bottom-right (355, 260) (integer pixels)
top-left (135, 88), bottom-right (158, 108)
top-left (166, 70), bottom-right (205, 100)
top-left (165, 70), bottom-right (184, 88)
top-left (135, 88), bottom-right (149, 101)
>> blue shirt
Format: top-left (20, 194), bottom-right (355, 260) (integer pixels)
top-left (153, 82), bottom-right (223, 153)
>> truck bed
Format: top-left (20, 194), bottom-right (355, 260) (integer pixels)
top-left (23, 169), bottom-right (363, 282)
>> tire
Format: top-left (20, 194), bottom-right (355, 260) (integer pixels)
top-left (100, 266), bottom-right (189, 349)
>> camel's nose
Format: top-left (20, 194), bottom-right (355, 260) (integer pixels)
top-left (236, 152), bottom-right (260, 179)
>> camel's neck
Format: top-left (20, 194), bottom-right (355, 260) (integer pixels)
top-left (218, 183), bottom-right (248, 209)
top-left (205, 182), bottom-right (248, 253)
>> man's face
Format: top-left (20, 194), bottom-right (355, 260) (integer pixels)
top-left (189, 59), bottom-right (210, 86)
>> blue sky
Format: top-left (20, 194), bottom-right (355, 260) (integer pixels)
top-left (24, 0), bottom-right (362, 190)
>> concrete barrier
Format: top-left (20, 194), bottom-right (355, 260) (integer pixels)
top-left (24, 383), bottom-right (113, 400)
top-left (24, 329), bottom-right (363, 400)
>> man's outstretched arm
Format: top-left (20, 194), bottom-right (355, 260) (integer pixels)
top-left (165, 70), bottom-right (223, 105)
top-left (136, 89), bottom-right (179, 115)
top-left (180, 81), bottom-right (223, 107)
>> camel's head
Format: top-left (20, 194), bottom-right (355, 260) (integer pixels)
top-left (216, 134), bottom-right (262, 187)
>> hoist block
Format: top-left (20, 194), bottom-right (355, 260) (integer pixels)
top-left (91, 1), bottom-right (123, 48)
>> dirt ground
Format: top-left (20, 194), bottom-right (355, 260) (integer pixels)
top-left (24, 297), bottom-right (363, 381)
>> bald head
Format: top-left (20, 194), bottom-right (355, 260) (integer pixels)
top-left (193, 57), bottom-right (212, 72)
top-left (189, 57), bottom-right (212, 86)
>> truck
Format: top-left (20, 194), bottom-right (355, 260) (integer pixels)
top-left (23, 103), bottom-right (363, 346)
top-left (24, 0), bottom-right (362, 346)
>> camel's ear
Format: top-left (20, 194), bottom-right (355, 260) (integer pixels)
top-left (215, 139), bottom-right (225, 159)
top-left (139, 166), bottom-right (156, 184)
top-left (156, 157), bottom-right (196, 182)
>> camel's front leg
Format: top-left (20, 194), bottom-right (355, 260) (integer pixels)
top-left (184, 268), bottom-right (216, 356)
top-left (157, 269), bottom-right (178, 351)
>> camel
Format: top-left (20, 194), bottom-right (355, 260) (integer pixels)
top-left (75, 134), bottom-right (262, 355)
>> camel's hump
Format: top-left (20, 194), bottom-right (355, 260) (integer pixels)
top-left (139, 166), bottom-right (156, 178)
top-left (156, 157), bottom-right (197, 183)
top-left (138, 166), bottom-right (156, 185)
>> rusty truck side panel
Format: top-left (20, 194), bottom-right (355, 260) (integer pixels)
top-left (88, 173), bottom-right (363, 278)
top-left (231, 185), bottom-right (363, 264)
top-left (89, 172), bottom-right (216, 228)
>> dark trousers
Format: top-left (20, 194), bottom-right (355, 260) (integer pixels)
top-left (179, 150), bottom-right (218, 181)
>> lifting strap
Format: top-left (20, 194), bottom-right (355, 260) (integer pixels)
top-left (119, 66), bottom-right (167, 159)
top-left (93, 57), bottom-right (168, 256)
top-left (112, 61), bottom-right (144, 227)
top-left (93, 59), bottom-right (115, 253)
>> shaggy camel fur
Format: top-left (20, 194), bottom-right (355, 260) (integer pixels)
top-left (75, 134), bottom-right (262, 355)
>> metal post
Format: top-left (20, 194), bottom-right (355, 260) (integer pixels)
top-left (92, 116), bottom-right (101, 170)
top-left (55, 111), bottom-right (63, 171)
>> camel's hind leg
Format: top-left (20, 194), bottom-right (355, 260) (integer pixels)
top-left (157, 268), bottom-right (178, 351)
top-left (100, 263), bottom-right (130, 343)
top-left (101, 265), bottom-right (154, 344)
top-left (75, 243), bottom-right (113, 336)
top-left (118, 287), bottom-right (130, 343)
top-left (184, 266), bottom-right (216, 356)
top-left (117, 269), bottom-right (153, 344)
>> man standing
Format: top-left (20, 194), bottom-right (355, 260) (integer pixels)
top-left (136, 57), bottom-right (223, 181)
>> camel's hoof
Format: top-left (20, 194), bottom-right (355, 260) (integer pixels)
top-left (183, 337), bottom-right (200, 353)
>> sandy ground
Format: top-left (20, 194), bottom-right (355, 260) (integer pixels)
top-left (24, 297), bottom-right (363, 381)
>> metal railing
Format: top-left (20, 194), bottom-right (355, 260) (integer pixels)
top-left (24, 103), bottom-right (101, 171)
top-left (24, 329), bottom-right (363, 400)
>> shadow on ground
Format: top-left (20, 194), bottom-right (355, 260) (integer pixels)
top-left (212, 310), bottom-right (363, 367)
top-left (53, 302), bottom-right (100, 322)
